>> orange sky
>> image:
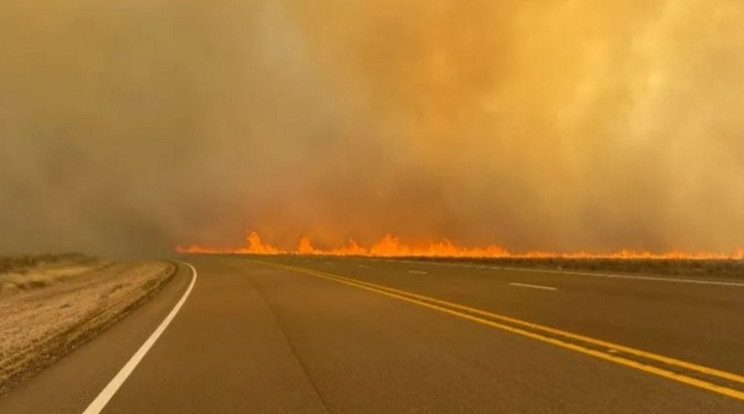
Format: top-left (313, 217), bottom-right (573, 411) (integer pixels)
top-left (1, 1), bottom-right (742, 255)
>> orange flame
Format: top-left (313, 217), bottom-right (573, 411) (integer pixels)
top-left (175, 231), bottom-right (744, 260)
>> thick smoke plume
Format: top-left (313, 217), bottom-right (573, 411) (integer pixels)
top-left (1, 0), bottom-right (743, 256)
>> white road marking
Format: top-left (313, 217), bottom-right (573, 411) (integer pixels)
top-left (491, 266), bottom-right (744, 287)
top-left (509, 282), bottom-right (557, 291)
top-left (82, 261), bottom-right (198, 414)
top-left (351, 257), bottom-right (744, 287)
top-left (390, 259), bottom-right (744, 287)
top-left (357, 264), bottom-right (370, 268)
top-left (408, 270), bottom-right (429, 275)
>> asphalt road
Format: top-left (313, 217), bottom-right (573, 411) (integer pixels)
top-left (2, 255), bottom-right (744, 413)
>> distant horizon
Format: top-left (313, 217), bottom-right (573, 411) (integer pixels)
top-left (2, 1), bottom-right (742, 256)
top-left (176, 231), bottom-right (744, 260)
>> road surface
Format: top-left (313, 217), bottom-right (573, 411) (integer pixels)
top-left (2, 255), bottom-right (744, 413)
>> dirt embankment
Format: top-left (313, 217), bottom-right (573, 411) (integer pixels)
top-left (0, 255), bottom-right (175, 394)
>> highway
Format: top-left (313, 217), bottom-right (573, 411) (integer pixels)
top-left (1, 255), bottom-right (744, 413)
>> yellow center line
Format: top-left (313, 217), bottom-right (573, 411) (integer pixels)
top-left (252, 259), bottom-right (744, 403)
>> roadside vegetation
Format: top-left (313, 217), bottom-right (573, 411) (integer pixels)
top-left (0, 254), bottom-right (174, 394)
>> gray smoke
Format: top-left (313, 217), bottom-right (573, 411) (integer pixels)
top-left (1, 0), bottom-right (743, 256)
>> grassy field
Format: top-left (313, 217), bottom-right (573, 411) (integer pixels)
top-left (0, 254), bottom-right (110, 293)
top-left (0, 255), bottom-right (175, 394)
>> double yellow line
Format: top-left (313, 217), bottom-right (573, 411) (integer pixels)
top-left (252, 259), bottom-right (744, 402)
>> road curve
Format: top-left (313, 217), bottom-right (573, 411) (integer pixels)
top-left (1, 255), bottom-right (743, 413)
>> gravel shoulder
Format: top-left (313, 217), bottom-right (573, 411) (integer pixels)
top-left (0, 256), bottom-right (175, 394)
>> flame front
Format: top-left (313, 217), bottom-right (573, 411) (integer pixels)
top-left (176, 231), bottom-right (744, 260)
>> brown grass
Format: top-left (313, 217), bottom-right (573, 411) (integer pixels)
top-left (0, 256), bottom-right (175, 395)
top-left (0, 254), bottom-right (111, 294)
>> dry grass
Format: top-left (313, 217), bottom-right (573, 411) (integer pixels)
top-left (0, 254), bottom-right (111, 294)
top-left (0, 256), bottom-right (175, 394)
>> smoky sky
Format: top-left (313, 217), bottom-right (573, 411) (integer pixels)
top-left (1, 0), bottom-right (743, 256)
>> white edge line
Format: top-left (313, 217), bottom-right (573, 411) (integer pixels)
top-left (408, 270), bottom-right (429, 275)
top-left (509, 282), bottom-right (557, 291)
top-left (492, 265), bottom-right (744, 287)
top-left (82, 260), bottom-right (197, 414)
top-left (389, 259), bottom-right (744, 287)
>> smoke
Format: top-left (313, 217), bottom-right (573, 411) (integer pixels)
top-left (1, 0), bottom-right (742, 256)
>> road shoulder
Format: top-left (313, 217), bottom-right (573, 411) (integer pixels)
top-left (0, 261), bottom-right (193, 414)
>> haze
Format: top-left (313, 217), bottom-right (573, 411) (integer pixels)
top-left (1, 0), bottom-right (742, 256)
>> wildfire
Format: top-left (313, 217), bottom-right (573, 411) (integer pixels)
top-left (175, 231), bottom-right (744, 260)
